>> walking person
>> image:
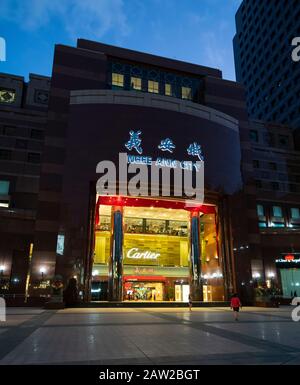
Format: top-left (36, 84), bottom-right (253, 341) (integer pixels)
top-left (188, 294), bottom-right (192, 311)
top-left (230, 293), bottom-right (242, 321)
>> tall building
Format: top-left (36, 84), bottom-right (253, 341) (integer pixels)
top-left (249, 120), bottom-right (300, 296)
top-left (9, 39), bottom-right (258, 304)
top-left (3, 39), bottom-right (299, 305)
top-left (233, 0), bottom-right (300, 298)
top-left (233, 0), bottom-right (300, 135)
top-left (0, 73), bottom-right (50, 301)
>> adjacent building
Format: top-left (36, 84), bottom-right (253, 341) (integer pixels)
top-left (0, 73), bottom-right (50, 301)
top-left (233, 0), bottom-right (300, 297)
top-left (233, 0), bottom-right (300, 137)
top-left (249, 120), bottom-right (300, 297)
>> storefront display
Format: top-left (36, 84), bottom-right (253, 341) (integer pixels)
top-left (92, 196), bottom-right (225, 302)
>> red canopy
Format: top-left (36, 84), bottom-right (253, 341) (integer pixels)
top-left (95, 195), bottom-right (215, 225)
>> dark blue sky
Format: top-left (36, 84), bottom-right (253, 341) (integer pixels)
top-left (0, 0), bottom-right (242, 81)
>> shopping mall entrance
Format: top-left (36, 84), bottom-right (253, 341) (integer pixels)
top-left (91, 196), bottom-right (225, 302)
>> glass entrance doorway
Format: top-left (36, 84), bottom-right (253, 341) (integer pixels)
top-left (280, 268), bottom-right (300, 298)
top-left (175, 284), bottom-right (190, 301)
top-left (124, 281), bottom-right (164, 301)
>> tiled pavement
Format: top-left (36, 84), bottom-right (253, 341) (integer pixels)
top-left (0, 306), bottom-right (300, 365)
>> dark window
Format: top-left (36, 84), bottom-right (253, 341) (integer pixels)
top-left (269, 162), bottom-right (277, 170)
top-left (30, 129), bottom-right (44, 140)
top-left (255, 179), bottom-right (262, 188)
top-left (250, 129), bottom-right (258, 142)
top-left (27, 152), bottom-right (41, 163)
top-left (272, 182), bottom-right (279, 191)
top-left (289, 184), bottom-right (297, 193)
top-left (253, 160), bottom-right (260, 168)
top-left (15, 139), bottom-right (28, 149)
top-left (0, 149), bottom-right (12, 160)
top-left (278, 135), bottom-right (289, 148)
top-left (263, 132), bottom-right (274, 146)
top-left (3, 126), bottom-right (15, 136)
top-left (34, 90), bottom-right (49, 105)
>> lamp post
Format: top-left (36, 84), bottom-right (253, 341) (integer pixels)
top-left (39, 267), bottom-right (46, 280)
top-left (0, 265), bottom-right (5, 290)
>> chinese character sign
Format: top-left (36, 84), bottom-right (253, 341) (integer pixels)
top-left (187, 142), bottom-right (204, 161)
top-left (158, 138), bottom-right (176, 153)
top-left (125, 130), bottom-right (143, 154)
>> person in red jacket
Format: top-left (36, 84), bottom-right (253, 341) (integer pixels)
top-left (230, 293), bottom-right (242, 321)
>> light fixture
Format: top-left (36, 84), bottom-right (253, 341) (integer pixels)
top-left (92, 270), bottom-right (99, 276)
top-left (0, 265), bottom-right (5, 272)
top-left (267, 272), bottom-right (275, 278)
top-left (253, 272), bottom-right (261, 279)
top-left (39, 267), bottom-right (46, 274)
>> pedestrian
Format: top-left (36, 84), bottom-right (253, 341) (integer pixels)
top-left (230, 293), bottom-right (242, 321)
top-left (188, 294), bottom-right (192, 311)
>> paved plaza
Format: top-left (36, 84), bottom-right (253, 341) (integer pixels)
top-left (0, 306), bottom-right (300, 365)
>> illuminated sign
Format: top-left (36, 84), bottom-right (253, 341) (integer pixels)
top-left (284, 254), bottom-right (294, 261)
top-left (125, 130), bottom-right (204, 172)
top-left (275, 258), bottom-right (300, 264)
top-left (126, 248), bottom-right (160, 260)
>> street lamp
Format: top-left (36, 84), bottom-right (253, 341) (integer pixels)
top-left (39, 267), bottom-right (47, 279)
top-left (0, 265), bottom-right (5, 291)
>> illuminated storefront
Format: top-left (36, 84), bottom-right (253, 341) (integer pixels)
top-left (91, 196), bottom-right (224, 302)
top-left (275, 253), bottom-right (300, 298)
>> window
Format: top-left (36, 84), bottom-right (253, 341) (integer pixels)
top-left (131, 77), bottom-right (142, 90)
top-left (148, 80), bottom-right (159, 94)
top-left (181, 86), bottom-right (192, 100)
top-left (253, 160), bottom-right (260, 168)
top-left (291, 208), bottom-right (300, 219)
top-left (165, 83), bottom-right (172, 96)
top-left (0, 88), bottom-right (16, 104)
top-left (257, 204), bottom-right (264, 216)
top-left (112, 73), bottom-right (124, 88)
top-left (31, 129), bottom-right (44, 140)
top-left (269, 162), bottom-right (277, 170)
top-left (0, 149), bottom-right (11, 160)
top-left (27, 152), bottom-right (41, 163)
top-left (0, 180), bottom-right (9, 195)
top-left (3, 126), bottom-right (15, 136)
top-left (124, 218), bottom-right (143, 234)
top-left (272, 206), bottom-right (282, 217)
top-left (250, 129), bottom-right (258, 142)
top-left (259, 221), bottom-right (267, 228)
top-left (255, 179), bottom-right (262, 188)
top-left (278, 135), bottom-right (289, 148)
top-left (263, 132), bottom-right (274, 146)
top-left (272, 182), bottom-right (279, 191)
top-left (15, 139), bottom-right (28, 149)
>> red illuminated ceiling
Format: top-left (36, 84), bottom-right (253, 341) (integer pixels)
top-left (95, 195), bottom-right (215, 225)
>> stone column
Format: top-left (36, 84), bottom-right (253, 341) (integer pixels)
top-left (189, 211), bottom-right (203, 301)
top-left (108, 206), bottom-right (124, 301)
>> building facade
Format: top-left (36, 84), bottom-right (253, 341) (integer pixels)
top-left (17, 39), bottom-right (259, 304)
top-left (233, 0), bottom-right (300, 299)
top-left (233, 0), bottom-right (300, 135)
top-left (1, 39), bottom-right (289, 304)
top-left (0, 73), bottom-right (50, 300)
top-left (249, 120), bottom-right (300, 297)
